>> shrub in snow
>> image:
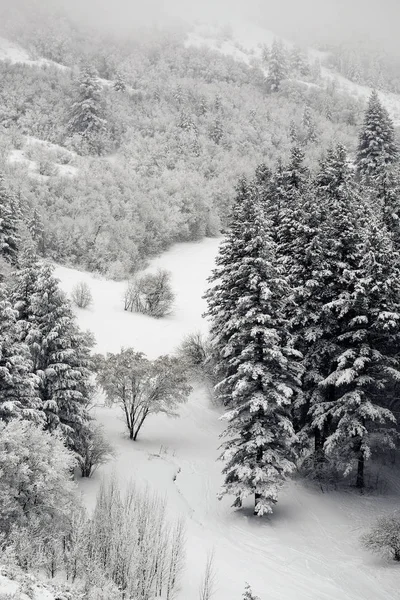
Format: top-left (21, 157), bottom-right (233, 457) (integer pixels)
top-left (96, 348), bottom-right (191, 440)
top-left (88, 479), bottom-right (186, 600)
top-left (361, 514), bottom-right (400, 561)
top-left (71, 281), bottom-right (93, 309)
top-left (124, 269), bottom-right (174, 318)
top-left (77, 422), bottom-right (115, 477)
top-left (38, 159), bottom-right (58, 177)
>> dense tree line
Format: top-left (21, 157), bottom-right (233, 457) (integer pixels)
top-left (0, 4), bottom-right (366, 277)
top-left (205, 91), bottom-right (400, 514)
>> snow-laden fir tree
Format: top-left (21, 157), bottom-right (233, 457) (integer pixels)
top-left (312, 217), bottom-right (400, 488)
top-left (69, 65), bottom-right (107, 154)
top-left (204, 179), bottom-right (258, 406)
top-left (0, 174), bottom-right (20, 266)
top-left (206, 183), bottom-right (301, 515)
top-left (266, 39), bottom-right (288, 92)
top-left (242, 583), bottom-right (260, 600)
top-left (284, 146), bottom-right (367, 459)
top-left (12, 259), bottom-right (94, 450)
top-left (114, 70), bottom-right (127, 92)
top-left (357, 90), bottom-right (398, 181)
top-left (0, 296), bottom-right (42, 423)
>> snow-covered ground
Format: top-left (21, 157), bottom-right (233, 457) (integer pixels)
top-left (8, 137), bottom-right (78, 179)
top-left (54, 238), bottom-right (400, 600)
top-left (0, 36), bottom-right (68, 71)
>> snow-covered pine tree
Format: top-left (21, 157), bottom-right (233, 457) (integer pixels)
top-left (208, 186), bottom-right (301, 515)
top-left (284, 145), bottom-right (367, 463)
top-left (313, 217), bottom-right (400, 488)
top-left (289, 45), bottom-right (310, 76)
top-left (242, 583), bottom-right (260, 600)
top-left (12, 261), bottom-right (94, 450)
top-left (0, 174), bottom-right (20, 266)
top-left (373, 165), bottom-right (400, 251)
top-left (302, 105), bottom-right (317, 144)
top-left (266, 39), bottom-right (288, 92)
top-left (303, 145), bottom-right (370, 467)
top-left (114, 70), bottom-right (127, 92)
top-left (357, 90), bottom-right (398, 181)
top-left (69, 64), bottom-right (107, 154)
top-left (204, 179), bottom-right (257, 406)
top-left (0, 297), bottom-right (42, 423)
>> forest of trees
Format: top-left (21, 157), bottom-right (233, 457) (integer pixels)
top-left (0, 2), bottom-right (368, 278)
top-left (1, 1), bottom-right (400, 598)
top-left (205, 90), bottom-right (400, 514)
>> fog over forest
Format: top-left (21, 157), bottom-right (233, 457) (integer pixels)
top-left (2, 0), bottom-right (400, 52)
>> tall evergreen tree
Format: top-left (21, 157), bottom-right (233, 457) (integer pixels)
top-left (266, 39), bottom-right (288, 92)
top-left (0, 174), bottom-right (20, 266)
top-left (69, 65), bottom-right (107, 154)
top-left (0, 296), bottom-right (42, 423)
top-left (357, 90), bottom-right (398, 181)
top-left (12, 261), bottom-right (94, 450)
top-left (206, 183), bottom-right (301, 514)
top-left (313, 218), bottom-right (400, 488)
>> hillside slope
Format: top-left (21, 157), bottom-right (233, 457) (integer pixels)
top-left (55, 238), bottom-right (400, 600)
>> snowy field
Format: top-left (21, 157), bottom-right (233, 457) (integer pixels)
top-left (54, 238), bottom-right (400, 600)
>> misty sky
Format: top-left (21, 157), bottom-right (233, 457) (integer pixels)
top-left (7, 0), bottom-right (400, 53)
top-left (60, 0), bottom-right (400, 51)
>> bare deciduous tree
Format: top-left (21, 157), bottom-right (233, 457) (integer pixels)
top-left (77, 423), bottom-right (116, 477)
top-left (96, 349), bottom-right (191, 440)
top-left (123, 269), bottom-right (174, 318)
top-left (199, 549), bottom-right (217, 600)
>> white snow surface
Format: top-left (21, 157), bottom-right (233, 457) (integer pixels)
top-left (53, 238), bottom-right (400, 600)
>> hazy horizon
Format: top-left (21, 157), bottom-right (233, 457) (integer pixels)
top-left (1, 0), bottom-right (400, 54)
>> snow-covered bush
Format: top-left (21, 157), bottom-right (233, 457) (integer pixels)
top-left (0, 420), bottom-right (77, 538)
top-left (71, 281), bottom-right (93, 309)
top-left (361, 514), bottom-right (400, 561)
top-left (77, 422), bottom-right (115, 477)
top-left (124, 269), bottom-right (174, 318)
top-left (178, 331), bottom-right (210, 369)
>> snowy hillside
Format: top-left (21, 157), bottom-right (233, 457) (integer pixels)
top-left (185, 21), bottom-right (400, 126)
top-left (54, 238), bottom-right (400, 600)
top-left (0, 36), bottom-right (68, 71)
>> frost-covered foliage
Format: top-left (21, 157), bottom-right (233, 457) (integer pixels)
top-left (124, 270), bottom-right (174, 318)
top-left (361, 514), bottom-right (400, 561)
top-left (0, 419), bottom-right (77, 538)
top-left (96, 349), bottom-right (191, 440)
top-left (206, 179), bottom-right (301, 514)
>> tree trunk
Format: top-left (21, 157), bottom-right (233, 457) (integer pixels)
top-left (254, 492), bottom-right (261, 516)
top-left (356, 448), bottom-right (364, 490)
